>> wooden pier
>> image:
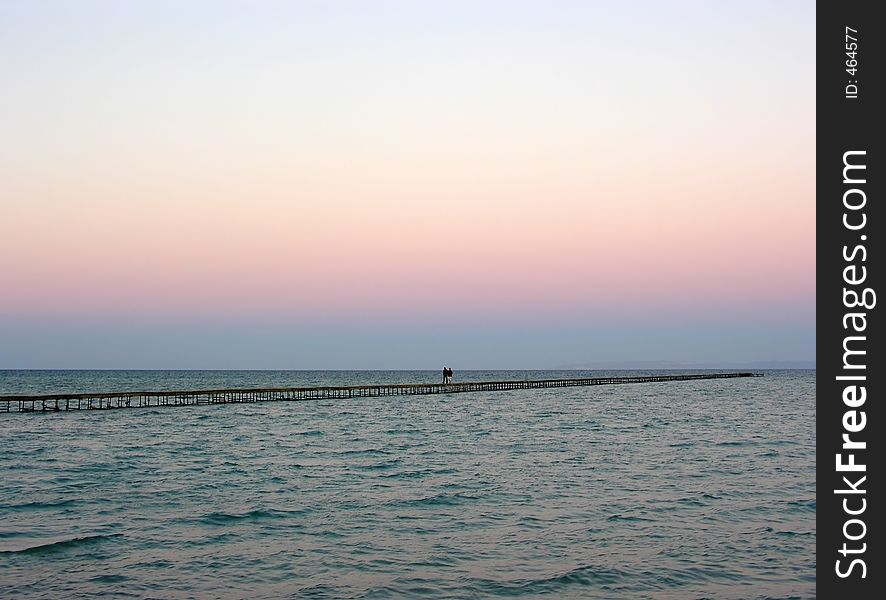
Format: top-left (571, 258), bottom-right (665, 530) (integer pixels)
top-left (0, 373), bottom-right (756, 413)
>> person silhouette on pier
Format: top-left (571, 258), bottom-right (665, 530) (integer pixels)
top-left (442, 366), bottom-right (448, 384)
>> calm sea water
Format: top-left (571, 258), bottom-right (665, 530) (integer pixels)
top-left (0, 370), bottom-right (815, 599)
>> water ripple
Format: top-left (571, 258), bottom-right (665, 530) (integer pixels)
top-left (0, 369), bottom-right (815, 599)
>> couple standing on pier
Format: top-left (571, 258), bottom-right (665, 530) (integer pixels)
top-left (442, 367), bottom-right (453, 384)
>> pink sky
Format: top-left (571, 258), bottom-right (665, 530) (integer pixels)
top-left (0, 1), bottom-right (815, 367)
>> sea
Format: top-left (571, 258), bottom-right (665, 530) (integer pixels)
top-left (0, 370), bottom-right (815, 599)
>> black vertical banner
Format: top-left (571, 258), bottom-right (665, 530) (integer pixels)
top-left (818, 2), bottom-right (883, 597)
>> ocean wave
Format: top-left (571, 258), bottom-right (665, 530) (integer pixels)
top-left (88, 573), bottom-right (130, 584)
top-left (354, 459), bottom-right (402, 471)
top-left (197, 508), bottom-right (306, 525)
top-left (786, 499), bottom-right (816, 511)
top-left (338, 448), bottom-right (390, 456)
top-left (378, 468), bottom-right (436, 479)
top-left (5, 498), bottom-right (78, 512)
top-left (0, 533), bottom-right (121, 555)
top-left (607, 514), bottom-right (655, 522)
top-left (393, 492), bottom-right (481, 508)
top-left (474, 565), bottom-right (632, 596)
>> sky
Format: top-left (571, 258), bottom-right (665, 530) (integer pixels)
top-left (0, 1), bottom-right (815, 369)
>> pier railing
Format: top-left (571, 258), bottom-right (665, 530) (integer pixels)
top-left (0, 372), bottom-right (756, 413)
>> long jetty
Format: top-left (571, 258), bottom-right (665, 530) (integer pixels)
top-left (1, 372), bottom-right (756, 413)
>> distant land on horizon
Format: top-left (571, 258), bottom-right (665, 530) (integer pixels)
top-left (0, 361), bottom-right (816, 372)
top-left (553, 360), bottom-right (815, 370)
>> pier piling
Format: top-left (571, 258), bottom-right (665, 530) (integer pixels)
top-left (0, 372), bottom-right (756, 414)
